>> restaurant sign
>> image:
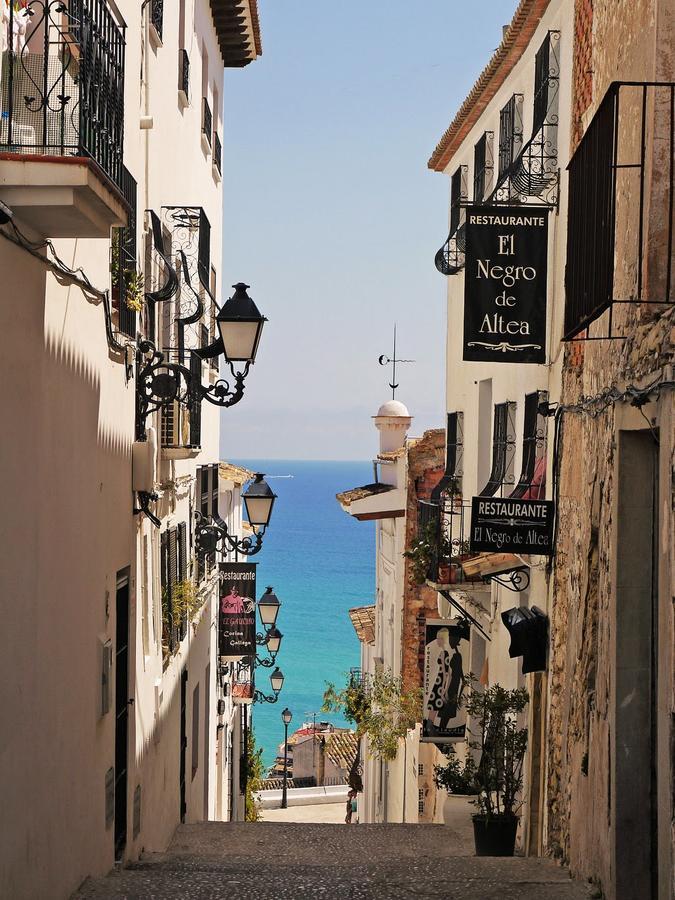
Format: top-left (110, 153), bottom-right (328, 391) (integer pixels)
top-left (463, 206), bottom-right (548, 363)
top-left (219, 562), bottom-right (257, 661)
top-left (469, 497), bottom-right (554, 556)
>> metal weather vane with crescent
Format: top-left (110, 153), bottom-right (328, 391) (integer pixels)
top-left (378, 325), bottom-right (415, 399)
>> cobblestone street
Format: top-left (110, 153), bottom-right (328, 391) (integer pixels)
top-left (75, 823), bottom-right (590, 899)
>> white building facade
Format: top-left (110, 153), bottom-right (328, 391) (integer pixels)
top-left (0, 2), bottom-right (262, 898)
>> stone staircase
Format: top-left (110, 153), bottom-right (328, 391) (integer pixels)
top-left (74, 822), bottom-right (590, 900)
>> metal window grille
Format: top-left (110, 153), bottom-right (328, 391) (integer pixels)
top-left (151, 0), bottom-right (164, 41)
top-left (1, 0), bottom-right (126, 189)
top-left (202, 97), bottom-right (212, 147)
top-left (533, 33), bottom-right (556, 134)
top-left (564, 81), bottom-right (675, 340)
top-left (418, 764), bottom-right (424, 776)
top-left (213, 133), bottom-right (222, 176)
top-left (449, 165), bottom-right (467, 234)
top-left (473, 132), bottom-right (494, 203)
top-left (498, 95), bottom-right (524, 180)
top-left (418, 789), bottom-right (425, 814)
top-left (116, 167), bottom-right (138, 338)
top-left (179, 49), bottom-right (190, 102)
top-left (510, 391), bottom-right (548, 499)
top-left (435, 167), bottom-right (468, 275)
top-left (478, 402), bottom-right (517, 497)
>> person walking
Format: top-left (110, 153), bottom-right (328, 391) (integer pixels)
top-left (345, 789), bottom-right (357, 824)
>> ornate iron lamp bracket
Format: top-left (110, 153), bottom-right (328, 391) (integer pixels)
top-left (133, 490), bottom-right (161, 528)
top-left (482, 567), bottom-right (531, 593)
top-left (198, 511), bottom-right (265, 557)
top-left (253, 689), bottom-right (280, 704)
top-left (200, 360), bottom-right (250, 409)
top-left (136, 340), bottom-right (192, 439)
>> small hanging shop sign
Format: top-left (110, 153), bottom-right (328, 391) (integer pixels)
top-left (219, 562), bottom-right (257, 661)
top-left (469, 497), bottom-right (554, 555)
top-left (421, 618), bottom-right (470, 744)
top-left (463, 206), bottom-right (549, 363)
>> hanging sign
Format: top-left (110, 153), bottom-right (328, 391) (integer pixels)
top-left (421, 618), bottom-right (470, 744)
top-left (470, 496), bottom-right (554, 555)
top-left (219, 562), bottom-right (256, 661)
top-left (463, 206), bottom-right (548, 363)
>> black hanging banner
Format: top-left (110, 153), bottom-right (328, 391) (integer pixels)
top-left (470, 496), bottom-right (555, 555)
top-left (219, 562), bottom-right (257, 661)
top-left (463, 206), bottom-right (549, 363)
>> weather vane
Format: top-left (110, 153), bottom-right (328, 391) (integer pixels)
top-left (378, 325), bottom-right (415, 399)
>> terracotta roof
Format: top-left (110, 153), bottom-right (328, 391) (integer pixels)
top-left (349, 605), bottom-right (376, 645)
top-left (428, 0), bottom-right (552, 172)
top-left (325, 731), bottom-right (359, 771)
top-left (377, 449), bottom-right (406, 461)
top-left (210, 0), bottom-right (262, 67)
top-left (219, 461), bottom-right (253, 484)
top-left (336, 483), bottom-right (395, 506)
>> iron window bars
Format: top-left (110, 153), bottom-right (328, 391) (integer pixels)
top-left (178, 49), bottom-right (190, 104)
top-left (202, 97), bottom-right (212, 148)
top-left (478, 401), bottom-right (517, 497)
top-left (509, 390), bottom-right (548, 499)
top-left (0, 0), bottom-right (126, 190)
top-left (213, 132), bottom-right (222, 176)
top-left (150, 0), bottom-right (163, 42)
top-left (473, 131), bottom-right (494, 204)
top-left (160, 521), bottom-right (189, 656)
top-left (115, 166), bottom-right (138, 338)
top-left (435, 165), bottom-right (468, 275)
top-left (563, 81), bottom-right (675, 340)
top-left (489, 33), bottom-right (560, 206)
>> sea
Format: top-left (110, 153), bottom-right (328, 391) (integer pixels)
top-left (232, 460), bottom-right (375, 770)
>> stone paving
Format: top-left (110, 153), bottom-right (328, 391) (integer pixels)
top-left (74, 823), bottom-right (591, 900)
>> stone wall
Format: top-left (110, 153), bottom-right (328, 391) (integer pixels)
top-left (546, 2), bottom-right (674, 894)
top-left (400, 429), bottom-right (445, 694)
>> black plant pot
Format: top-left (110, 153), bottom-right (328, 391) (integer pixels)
top-left (472, 814), bottom-right (519, 856)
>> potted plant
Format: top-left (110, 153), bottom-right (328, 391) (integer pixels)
top-left (464, 682), bottom-right (529, 856)
top-left (433, 749), bottom-right (480, 826)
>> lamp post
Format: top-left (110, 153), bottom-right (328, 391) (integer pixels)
top-left (253, 666), bottom-right (285, 704)
top-left (281, 707), bottom-right (292, 809)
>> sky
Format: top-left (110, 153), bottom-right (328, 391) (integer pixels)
top-left (219, 1), bottom-right (518, 460)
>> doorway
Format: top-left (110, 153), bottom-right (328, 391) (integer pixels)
top-left (114, 577), bottom-right (130, 859)
top-left (614, 429), bottom-right (659, 898)
top-left (180, 669), bottom-right (188, 823)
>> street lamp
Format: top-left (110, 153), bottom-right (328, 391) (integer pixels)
top-left (253, 666), bottom-right (285, 704)
top-left (216, 282), bottom-right (266, 365)
top-left (194, 474), bottom-right (277, 556)
top-left (258, 586), bottom-right (281, 629)
top-left (265, 626), bottom-right (283, 655)
top-left (281, 707), bottom-right (292, 809)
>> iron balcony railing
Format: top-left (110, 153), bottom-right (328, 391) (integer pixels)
top-left (417, 498), bottom-right (483, 587)
top-left (1, 0), bottom-right (126, 190)
top-left (564, 81), bottom-right (675, 340)
top-left (202, 97), bottom-right (212, 147)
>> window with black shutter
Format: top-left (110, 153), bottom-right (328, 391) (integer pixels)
top-left (211, 464), bottom-right (219, 518)
top-left (498, 94), bottom-right (524, 180)
top-left (473, 132), bottom-right (494, 203)
top-left (510, 391), bottom-right (548, 499)
top-left (189, 352), bottom-right (202, 448)
top-left (161, 530), bottom-right (174, 653)
top-left (449, 166), bottom-right (467, 235)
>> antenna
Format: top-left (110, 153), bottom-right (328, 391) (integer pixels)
top-left (378, 324), bottom-right (415, 399)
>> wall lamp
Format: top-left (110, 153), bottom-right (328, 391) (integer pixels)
top-left (136, 282), bottom-right (266, 438)
top-left (195, 475), bottom-right (277, 557)
top-left (253, 666), bottom-right (285, 704)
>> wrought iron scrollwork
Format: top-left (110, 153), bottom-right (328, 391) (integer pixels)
top-left (198, 510), bottom-right (265, 557)
top-left (483, 567), bottom-right (530, 593)
top-left (136, 339), bottom-right (192, 438)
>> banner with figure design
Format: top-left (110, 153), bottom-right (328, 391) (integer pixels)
top-left (421, 618), bottom-right (470, 743)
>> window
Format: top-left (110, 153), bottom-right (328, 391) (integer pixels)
top-left (449, 165), bottom-right (468, 234)
top-left (478, 402), bottom-right (517, 497)
top-left (418, 789), bottom-right (425, 815)
top-left (418, 764), bottom-right (425, 777)
top-left (473, 132), bottom-right (494, 203)
top-left (191, 683), bottom-right (200, 778)
top-left (498, 94), bottom-right (524, 179)
top-left (533, 32), bottom-right (559, 134)
top-left (510, 391), bottom-right (548, 499)
top-left (112, 168), bottom-right (138, 338)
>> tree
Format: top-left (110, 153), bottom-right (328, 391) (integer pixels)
top-left (245, 723), bottom-right (264, 822)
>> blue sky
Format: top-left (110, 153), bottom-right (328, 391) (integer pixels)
top-left (219, 0), bottom-right (517, 460)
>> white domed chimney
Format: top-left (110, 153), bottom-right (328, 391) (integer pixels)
top-left (373, 400), bottom-right (412, 453)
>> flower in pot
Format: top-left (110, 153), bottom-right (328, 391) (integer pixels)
top-left (464, 681), bottom-right (529, 856)
top-left (433, 749), bottom-right (480, 826)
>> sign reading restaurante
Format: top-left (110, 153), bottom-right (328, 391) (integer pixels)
top-left (463, 206), bottom-right (549, 363)
top-left (470, 496), bottom-right (554, 555)
top-left (219, 562), bottom-right (257, 661)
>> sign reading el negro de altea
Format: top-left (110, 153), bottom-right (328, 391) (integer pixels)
top-left (463, 206), bottom-right (549, 363)
top-left (219, 562), bottom-right (257, 661)
top-left (470, 496), bottom-right (554, 556)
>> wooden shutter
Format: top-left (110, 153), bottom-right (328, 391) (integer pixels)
top-left (211, 464), bottom-right (219, 518)
top-left (178, 522), bottom-right (188, 582)
top-left (161, 531), bottom-right (173, 651)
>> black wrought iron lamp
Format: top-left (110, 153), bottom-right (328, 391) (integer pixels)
top-left (195, 475), bottom-right (277, 557)
top-left (253, 666), bottom-right (285, 704)
top-left (136, 283), bottom-right (266, 438)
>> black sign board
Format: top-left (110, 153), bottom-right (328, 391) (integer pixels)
top-left (470, 496), bottom-right (554, 555)
top-left (464, 206), bottom-right (549, 363)
top-left (219, 562), bottom-right (256, 660)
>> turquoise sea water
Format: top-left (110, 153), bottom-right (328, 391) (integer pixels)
top-left (233, 460), bottom-right (375, 769)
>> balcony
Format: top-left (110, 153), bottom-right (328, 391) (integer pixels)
top-left (201, 98), bottom-right (212, 153)
top-left (0, 0), bottom-right (127, 238)
top-left (416, 498), bottom-right (485, 589)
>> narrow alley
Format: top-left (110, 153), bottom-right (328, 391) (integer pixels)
top-left (75, 823), bottom-right (589, 900)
